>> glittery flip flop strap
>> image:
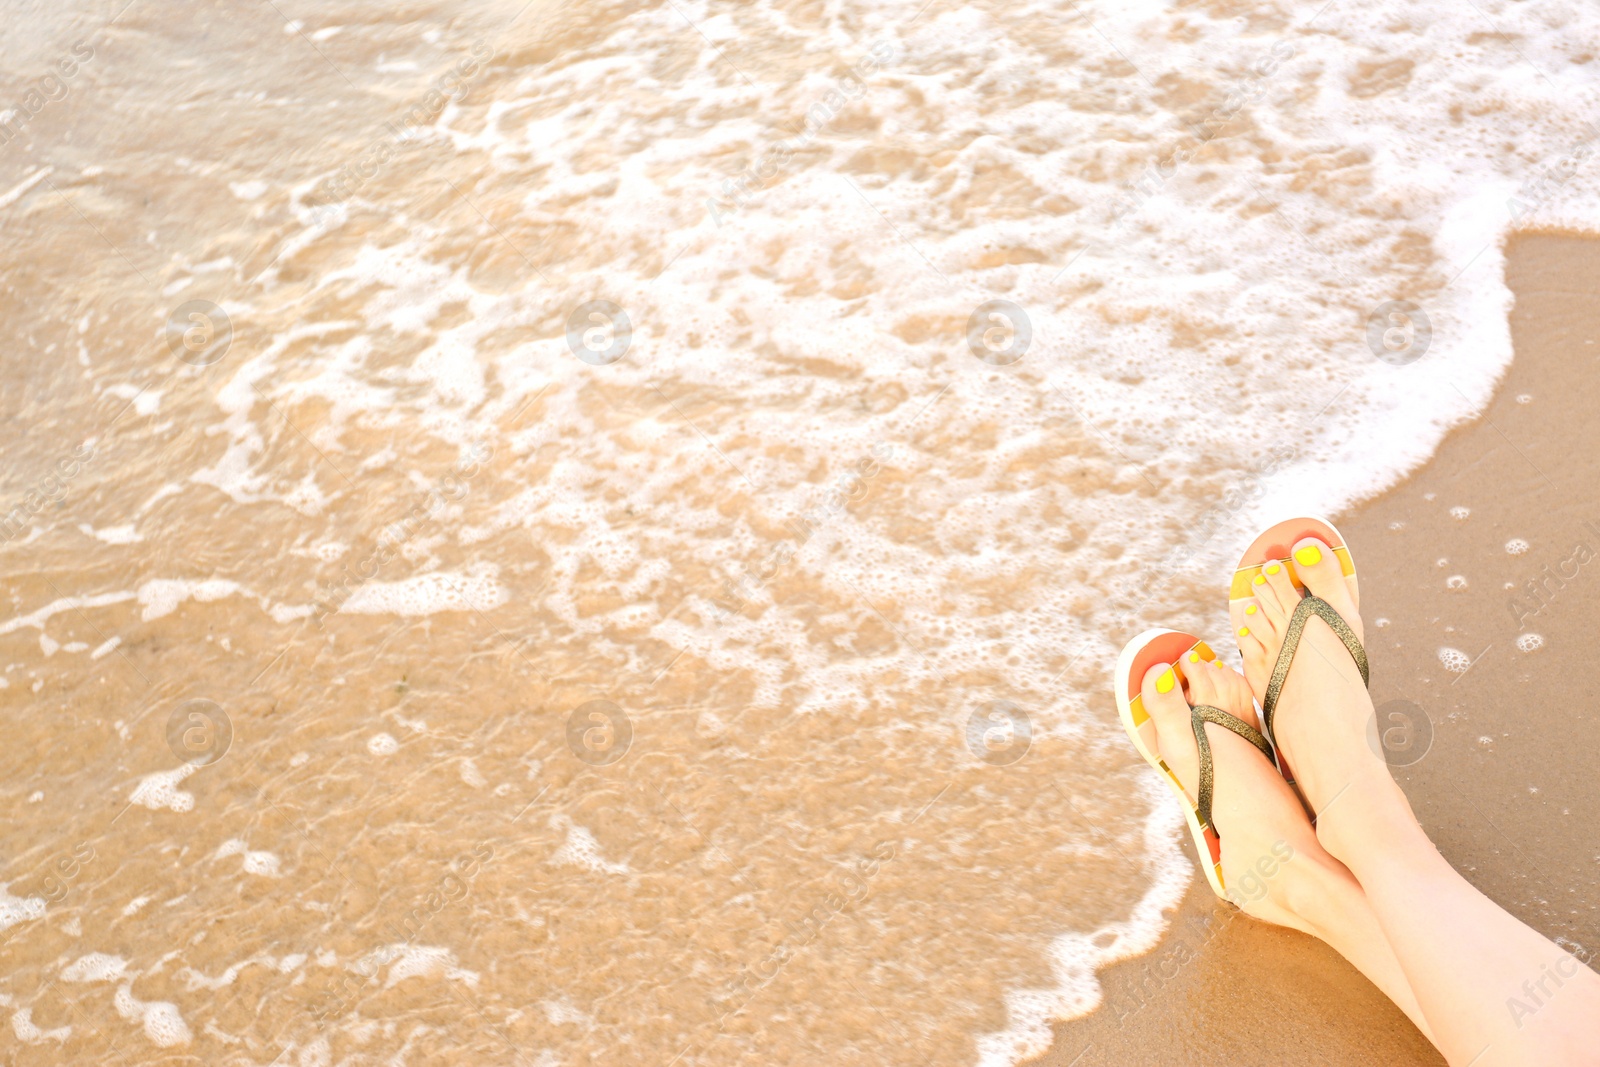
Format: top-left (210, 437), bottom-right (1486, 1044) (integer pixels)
top-left (1261, 594), bottom-right (1370, 749)
top-left (1191, 703), bottom-right (1274, 832)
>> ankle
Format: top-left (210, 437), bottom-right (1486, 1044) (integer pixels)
top-left (1314, 770), bottom-right (1424, 870)
top-left (1274, 846), bottom-right (1357, 938)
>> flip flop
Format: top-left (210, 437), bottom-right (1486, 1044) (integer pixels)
top-left (1229, 516), bottom-right (1369, 790)
top-left (1115, 628), bottom-right (1274, 900)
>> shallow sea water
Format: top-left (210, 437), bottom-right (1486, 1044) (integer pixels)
top-left (2, 0), bottom-right (1599, 1063)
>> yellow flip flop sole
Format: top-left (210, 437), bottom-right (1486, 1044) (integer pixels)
top-left (1115, 628), bottom-right (1231, 899)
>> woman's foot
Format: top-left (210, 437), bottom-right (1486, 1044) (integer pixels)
top-left (1228, 536), bottom-right (1408, 857)
top-left (1138, 653), bottom-right (1340, 931)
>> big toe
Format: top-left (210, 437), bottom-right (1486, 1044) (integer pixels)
top-left (1291, 536), bottom-right (1362, 638)
top-left (1141, 661), bottom-right (1199, 801)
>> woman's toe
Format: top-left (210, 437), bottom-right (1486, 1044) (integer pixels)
top-left (1291, 536), bottom-right (1363, 639)
top-left (1141, 661), bottom-right (1199, 799)
top-left (1185, 651), bottom-right (1220, 706)
top-left (1260, 558), bottom-right (1300, 615)
top-left (1216, 661), bottom-right (1258, 724)
top-left (1230, 606), bottom-right (1270, 693)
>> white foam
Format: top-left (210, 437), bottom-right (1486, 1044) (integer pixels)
top-left (129, 764), bottom-right (197, 813)
top-left (215, 839), bottom-right (283, 877)
top-left (1438, 648), bottom-right (1472, 673)
top-left (80, 522), bottom-right (145, 544)
top-left (178, 954), bottom-right (280, 991)
top-left (973, 774), bottom-right (1191, 1065)
top-left (0, 592), bottom-right (136, 637)
top-left (542, 997), bottom-right (592, 1026)
top-left (367, 733), bottom-right (399, 756)
top-left (0, 886), bottom-right (46, 934)
top-left (338, 564), bottom-right (508, 616)
top-left (61, 953), bottom-right (131, 983)
top-left (351, 944), bottom-right (478, 989)
top-left (10, 1008), bottom-right (70, 1044)
top-left (548, 815), bottom-right (630, 876)
top-left (0, 166), bottom-right (52, 210)
top-left (137, 578), bottom-right (244, 621)
top-left (102, 384), bottom-right (161, 417)
top-left (113, 983), bottom-right (191, 1047)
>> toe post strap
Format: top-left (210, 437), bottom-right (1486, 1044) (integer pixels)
top-left (1190, 704), bottom-right (1274, 831)
top-left (1261, 594), bottom-right (1369, 747)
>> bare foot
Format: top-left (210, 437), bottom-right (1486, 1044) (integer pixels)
top-left (1229, 536), bottom-right (1408, 856)
top-left (1138, 652), bottom-right (1342, 928)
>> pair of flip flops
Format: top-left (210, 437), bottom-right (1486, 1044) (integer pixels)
top-left (1114, 516), bottom-right (1369, 900)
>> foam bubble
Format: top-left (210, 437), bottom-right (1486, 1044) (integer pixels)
top-left (137, 578), bottom-right (243, 621)
top-left (1438, 648), bottom-right (1471, 673)
top-left (10, 1008), bottom-right (70, 1044)
top-left (1517, 632), bottom-right (1545, 652)
top-left (0, 886), bottom-right (46, 935)
top-left (216, 839), bottom-right (282, 877)
top-left (1506, 539), bottom-right (1530, 555)
top-left (338, 564), bottom-right (508, 616)
top-left (1449, 506), bottom-right (1470, 521)
top-left (114, 984), bottom-right (191, 1047)
top-left (352, 944), bottom-right (479, 989)
top-left (0, 592), bottom-right (136, 637)
top-left (179, 955), bottom-right (283, 991)
top-left (82, 523), bottom-right (144, 544)
top-left (549, 815), bottom-right (630, 875)
top-left (367, 733), bottom-right (399, 756)
top-left (129, 765), bottom-right (197, 813)
top-left (61, 953), bottom-right (130, 983)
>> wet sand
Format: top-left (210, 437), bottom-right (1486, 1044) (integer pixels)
top-left (1032, 231), bottom-right (1600, 1066)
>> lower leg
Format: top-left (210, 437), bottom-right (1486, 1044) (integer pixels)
top-left (1234, 538), bottom-right (1600, 1064)
top-left (1320, 777), bottom-right (1600, 1067)
top-left (1284, 849), bottom-right (1437, 1047)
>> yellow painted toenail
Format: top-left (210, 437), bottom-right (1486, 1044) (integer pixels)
top-left (1238, 626), bottom-right (1249, 637)
top-left (1188, 652), bottom-right (1200, 663)
top-left (1211, 660), bottom-right (1222, 669)
top-left (1265, 563), bottom-right (1281, 576)
top-left (1295, 545), bottom-right (1323, 566)
top-left (1253, 574), bottom-right (1266, 586)
top-left (1245, 604), bottom-right (1258, 615)
top-left (1156, 669), bottom-right (1175, 694)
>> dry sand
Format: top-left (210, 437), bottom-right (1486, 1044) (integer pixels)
top-left (1031, 232), bottom-right (1600, 1067)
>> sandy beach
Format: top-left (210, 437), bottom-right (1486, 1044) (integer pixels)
top-left (1033, 232), bottom-right (1600, 1066)
top-left (3, 1), bottom-right (1599, 1062)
